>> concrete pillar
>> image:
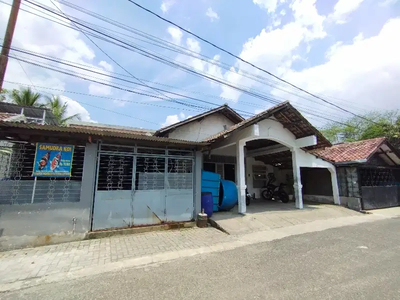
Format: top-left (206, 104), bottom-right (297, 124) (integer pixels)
top-left (291, 149), bottom-right (303, 209)
top-left (194, 151), bottom-right (203, 216)
top-left (80, 142), bottom-right (99, 231)
top-left (329, 168), bottom-right (341, 205)
top-left (236, 140), bottom-right (246, 214)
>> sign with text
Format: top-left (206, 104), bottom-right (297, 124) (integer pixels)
top-left (32, 143), bottom-right (75, 177)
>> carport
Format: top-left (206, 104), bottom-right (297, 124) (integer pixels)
top-left (205, 102), bottom-right (341, 214)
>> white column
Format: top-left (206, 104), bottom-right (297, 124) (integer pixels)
top-left (328, 168), bottom-right (341, 205)
top-left (236, 140), bottom-right (246, 214)
top-left (291, 149), bottom-right (303, 209)
top-left (194, 151), bottom-right (203, 216)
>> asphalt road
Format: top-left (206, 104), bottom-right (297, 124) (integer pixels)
top-left (3, 218), bottom-right (400, 300)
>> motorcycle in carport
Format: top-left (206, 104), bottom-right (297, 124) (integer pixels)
top-left (261, 173), bottom-right (290, 203)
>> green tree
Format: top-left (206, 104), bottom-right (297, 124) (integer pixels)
top-left (320, 110), bottom-right (400, 146)
top-left (9, 87), bottom-right (43, 107)
top-left (45, 95), bottom-right (81, 125)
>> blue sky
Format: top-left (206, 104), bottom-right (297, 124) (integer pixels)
top-left (0, 0), bottom-right (399, 129)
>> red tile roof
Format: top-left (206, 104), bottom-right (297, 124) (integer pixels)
top-left (311, 137), bottom-right (386, 163)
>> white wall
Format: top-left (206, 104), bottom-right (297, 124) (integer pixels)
top-left (168, 114), bottom-right (235, 142)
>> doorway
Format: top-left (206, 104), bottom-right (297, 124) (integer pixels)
top-left (224, 164), bottom-right (236, 182)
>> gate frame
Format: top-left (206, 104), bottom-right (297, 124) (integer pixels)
top-left (91, 142), bottom-right (195, 230)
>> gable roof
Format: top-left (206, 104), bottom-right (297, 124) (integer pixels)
top-left (154, 104), bottom-right (244, 137)
top-left (310, 137), bottom-right (400, 165)
top-left (205, 101), bottom-right (332, 149)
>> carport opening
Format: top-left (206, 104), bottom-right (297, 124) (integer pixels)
top-left (245, 139), bottom-right (296, 211)
top-left (300, 167), bottom-right (334, 204)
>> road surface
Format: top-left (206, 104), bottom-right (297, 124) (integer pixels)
top-left (2, 217), bottom-right (400, 299)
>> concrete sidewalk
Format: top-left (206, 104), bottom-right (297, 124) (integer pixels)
top-left (1, 206), bottom-right (399, 293)
top-left (211, 201), bottom-right (361, 235)
top-left (0, 228), bottom-right (235, 287)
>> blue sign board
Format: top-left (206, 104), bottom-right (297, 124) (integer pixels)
top-left (32, 143), bottom-right (75, 177)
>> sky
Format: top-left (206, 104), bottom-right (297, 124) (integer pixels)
top-left (0, 0), bottom-right (399, 130)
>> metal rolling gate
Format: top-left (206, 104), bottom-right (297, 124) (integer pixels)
top-left (92, 144), bottom-right (195, 230)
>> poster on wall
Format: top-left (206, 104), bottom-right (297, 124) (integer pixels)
top-left (32, 143), bottom-right (75, 177)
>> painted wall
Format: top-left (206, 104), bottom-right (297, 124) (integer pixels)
top-left (168, 113), bottom-right (235, 142)
top-left (0, 143), bottom-right (97, 251)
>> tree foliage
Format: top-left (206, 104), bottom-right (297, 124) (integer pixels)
top-left (320, 111), bottom-right (400, 147)
top-left (4, 87), bottom-right (81, 125)
top-left (45, 95), bottom-right (81, 125)
top-left (9, 87), bottom-right (43, 107)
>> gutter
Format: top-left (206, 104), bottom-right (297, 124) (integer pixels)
top-left (334, 159), bottom-right (367, 166)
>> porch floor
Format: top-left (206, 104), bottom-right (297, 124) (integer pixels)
top-left (210, 199), bottom-right (361, 235)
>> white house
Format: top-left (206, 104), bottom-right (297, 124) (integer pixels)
top-left (155, 102), bottom-right (341, 214)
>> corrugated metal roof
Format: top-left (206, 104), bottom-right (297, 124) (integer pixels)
top-left (69, 123), bottom-right (155, 136)
top-left (0, 122), bottom-right (209, 147)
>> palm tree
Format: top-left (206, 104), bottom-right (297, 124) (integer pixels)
top-left (45, 95), bottom-right (81, 125)
top-left (9, 87), bottom-right (43, 107)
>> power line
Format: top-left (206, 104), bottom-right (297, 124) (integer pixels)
top-left (9, 54), bottom-right (356, 128)
top-left (1, 0), bottom-right (375, 117)
top-left (5, 2), bottom-right (358, 127)
top-left (47, 0), bottom-right (197, 112)
top-left (7, 45), bottom-right (350, 123)
top-left (19, 1), bottom-right (361, 117)
top-left (10, 1), bottom-right (365, 122)
top-left (4, 80), bottom-right (208, 114)
top-left (126, 0), bottom-right (378, 124)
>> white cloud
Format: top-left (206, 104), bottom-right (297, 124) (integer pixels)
top-left (206, 7), bottom-right (219, 21)
top-left (167, 26), bottom-right (183, 44)
top-left (273, 18), bottom-right (400, 113)
top-left (161, 0), bottom-right (175, 13)
top-left (98, 61), bottom-right (113, 72)
top-left (253, 0), bottom-right (279, 13)
top-left (0, 0), bottom-right (116, 100)
top-left (88, 61), bottom-right (114, 96)
top-left (161, 112), bottom-right (186, 127)
top-left (219, 0), bottom-right (326, 102)
top-left (330, 0), bottom-right (365, 24)
top-left (379, 0), bottom-right (400, 6)
top-left (59, 95), bottom-right (95, 123)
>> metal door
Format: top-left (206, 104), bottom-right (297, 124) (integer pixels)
top-left (165, 157), bottom-right (194, 222)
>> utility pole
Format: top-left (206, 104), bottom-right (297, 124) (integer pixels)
top-left (0, 0), bottom-right (21, 91)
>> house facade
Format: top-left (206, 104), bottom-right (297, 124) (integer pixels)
top-left (1, 102), bottom-right (399, 250)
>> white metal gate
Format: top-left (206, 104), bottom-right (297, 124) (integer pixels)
top-left (92, 144), bottom-right (194, 230)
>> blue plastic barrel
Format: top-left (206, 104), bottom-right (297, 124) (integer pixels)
top-left (219, 180), bottom-right (238, 211)
top-left (201, 171), bottom-right (221, 212)
top-left (201, 192), bottom-right (213, 217)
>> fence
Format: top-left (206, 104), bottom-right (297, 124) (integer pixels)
top-left (0, 141), bottom-right (85, 205)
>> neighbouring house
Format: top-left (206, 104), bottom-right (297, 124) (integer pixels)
top-left (0, 102), bottom-right (58, 125)
top-left (311, 137), bottom-right (400, 211)
top-left (0, 101), bottom-right (399, 250)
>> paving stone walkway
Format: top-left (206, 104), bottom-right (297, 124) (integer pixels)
top-left (0, 228), bottom-right (234, 285)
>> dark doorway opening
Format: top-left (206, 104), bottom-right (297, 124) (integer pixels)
top-left (224, 164), bottom-right (235, 182)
